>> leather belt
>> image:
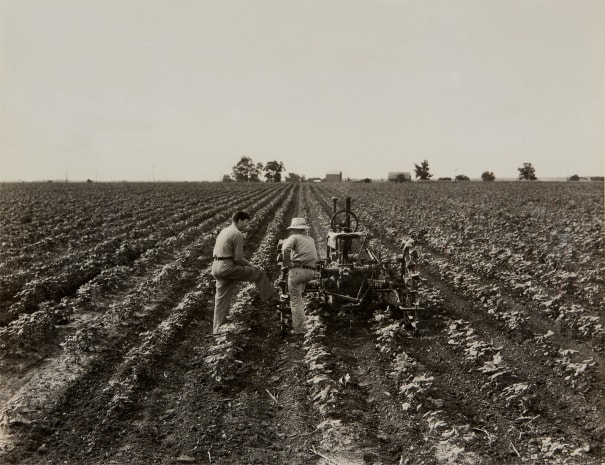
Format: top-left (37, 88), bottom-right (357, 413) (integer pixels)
top-left (213, 256), bottom-right (233, 261)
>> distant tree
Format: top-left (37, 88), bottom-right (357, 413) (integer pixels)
top-left (232, 156), bottom-right (262, 182)
top-left (518, 162), bottom-right (537, 181)
top-left (362, 178), bottom-right (372, 183)
top-left (455, 174), bottom-right (470, 181)
top-left (307, 177), bottom-right (322, 182)
top-left (481, 171), bottom-right (496, 181)
top-left (263, 161), bottom-right (285, 182)
top-left (222, 174), bottom-right (233, 182)
top-left (568, 174), bottom-right (580, 181)
top-left (438, 177), bottom-right (452, 181)
top-left (86, 179), bottom-right (94, 183)
top-left (285, 172), bottom-right (306, 182)
top-left (414, 160), bottom-right (433, 181)
top-left (589, 176), bottom-right (604, 181)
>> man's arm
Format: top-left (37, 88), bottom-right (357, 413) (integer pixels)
top-left (281, 237), bottom-right (294, 268)
top-left (233, 232), bottom-right (252, 266)
top-left (282, 249), bottom-right (292, 268)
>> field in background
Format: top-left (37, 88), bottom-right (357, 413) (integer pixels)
top-left (0, 181), bottom-right (603, 465)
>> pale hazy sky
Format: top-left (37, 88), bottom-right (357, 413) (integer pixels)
top-left (1, 0), bottom-right (604, 181)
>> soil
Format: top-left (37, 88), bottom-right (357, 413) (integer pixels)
top-left (0, 182), bottom-right (603, 465)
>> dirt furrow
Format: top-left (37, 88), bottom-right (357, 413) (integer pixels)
top-left (308, 184), bottom-right (603, 464)
top-left (1, 181), bottom-right (602, 465)
top-left (0, 185), bottom-right (294, 463)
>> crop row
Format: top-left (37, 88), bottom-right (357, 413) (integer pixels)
top-left (309, 184), bottom-right (600, 463)
top-left (303, 186), bottom-right (479, 462)
top-left (375, 286), bottom-right (594, 464)
top-left (0, 183), bottom-right (248, 267)
top-left (316, 183), bottom-right (603, 342)
top-left (320, 182), bottom-right (603, 312)
top-left (0, 186), bottom-right (292, 359)
top-left (431, 254), bottom-right (601, 387)
top-left (204, 186), bottom-right (295, 383)
top-left (0, 183), bottom-right (257, 245)
top-left (445, 315), bottom-right (593, 461)
top-left (0, 183), bottom-right (272, 286)
top-left (425, 242), bottom-right (603, 339)
top-left (316, 183), bottom-right (602, 400)
top-left (0, 185), bottom-right (284, 322)
top-left (0, 185), bottom-right (295, 435)
top-left (293, 187), bottom-right (353, 450)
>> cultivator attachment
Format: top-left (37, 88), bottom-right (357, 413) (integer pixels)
top-left (274, 272), bottom-right (292, 337)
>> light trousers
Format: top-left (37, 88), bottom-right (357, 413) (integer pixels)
top-left (211, 261), bottom-right (273, 334)
top-left (287, 268), bottom-right (315, 334)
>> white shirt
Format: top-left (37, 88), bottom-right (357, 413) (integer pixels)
top-left (282, 233), bottom-right (318, 268)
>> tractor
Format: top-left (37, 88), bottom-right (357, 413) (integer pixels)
top-left (275, 196), bottom-right (422, 335)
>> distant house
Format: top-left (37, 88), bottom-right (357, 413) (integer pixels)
top-left (324, 171), bottom-right (343, 182)
top-left (387, 171), bottom-right (411, 182)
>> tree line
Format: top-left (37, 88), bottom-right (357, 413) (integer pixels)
top-left (222, 156), bottom-right (317, 183)
top-left (413, 160), bottom-right (536, 181)
top-left (224, 156), bottom-right (597, 182)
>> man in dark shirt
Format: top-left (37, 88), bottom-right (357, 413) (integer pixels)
top-left (211, 211), bottom-right (273, 334)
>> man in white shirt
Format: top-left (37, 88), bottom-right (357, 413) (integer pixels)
top-left (281, 218), bottom-right (318, 335)
top-left (211, 211), bottom-right (273, 334)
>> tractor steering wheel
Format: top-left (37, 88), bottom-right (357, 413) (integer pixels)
top-left (330, 210), bottom-right (359, 232)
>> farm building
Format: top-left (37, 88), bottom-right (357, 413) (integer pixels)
top-left (388, 171), bottom-right (411, 182)
top-left (324, 171), bottom-right (343, 182)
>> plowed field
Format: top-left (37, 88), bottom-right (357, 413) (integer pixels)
top-left (0, 181), bottom-right (603, 465)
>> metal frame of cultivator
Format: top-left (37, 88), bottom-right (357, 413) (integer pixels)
top-left (276, 196), bottom-right (423, 335)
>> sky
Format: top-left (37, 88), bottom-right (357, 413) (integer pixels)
top-left (1, 0), bottom-right (604, 182)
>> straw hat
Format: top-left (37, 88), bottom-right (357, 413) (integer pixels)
top-left (287, 218), bottom-right (311, 230)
